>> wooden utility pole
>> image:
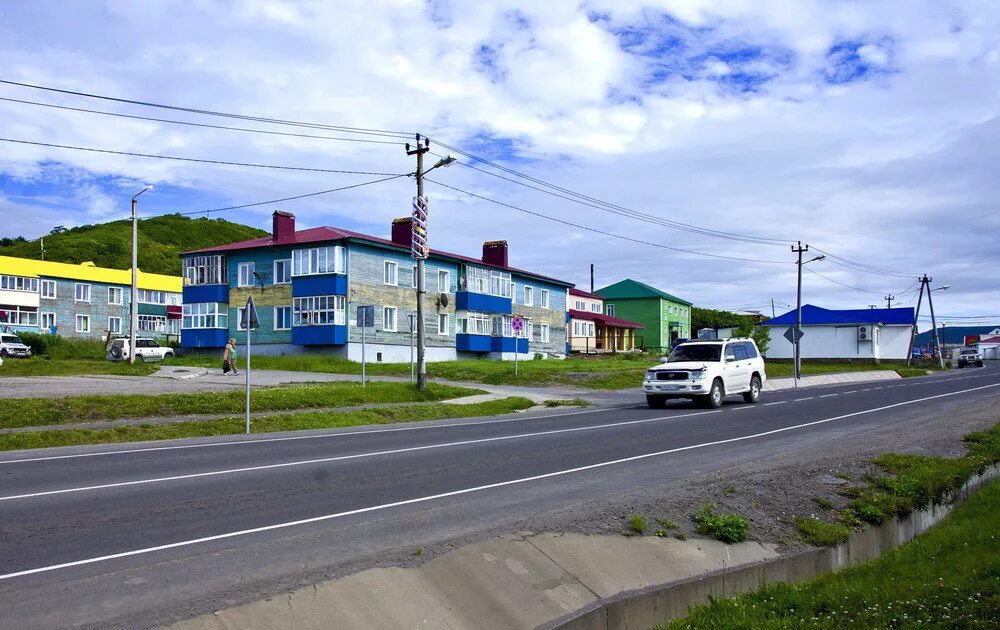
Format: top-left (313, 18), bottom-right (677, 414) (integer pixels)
top-left (885, 294), bottom-right (895, 309)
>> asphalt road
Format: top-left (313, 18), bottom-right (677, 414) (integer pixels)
top-left (1, 365), bottom-right (998, 629)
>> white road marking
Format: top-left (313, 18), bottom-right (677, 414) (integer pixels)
top-left (794, 397), bottom-right (814, 401)
top-left (3, 381), bottom-right (997, 582)
top-left (729, 407), bottom-right (754, 411)
top-left (819, 394), bottom-right (839, 398)
top-left (764, 401), bottom-right (786, 406)
top-left (860, 389), bottom-right (871, 392)
top-left (0, 405), bottom-right (631, 466)
top-left (0, 409), bottom-right (722, 501)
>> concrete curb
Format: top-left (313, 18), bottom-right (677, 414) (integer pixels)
top-left (542, 465), bottom-right (999, 630)
top-left (763, 370), bottom-right (902, 392)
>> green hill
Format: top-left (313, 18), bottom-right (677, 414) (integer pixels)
top-left (0, 214), bottom-right (267, 276)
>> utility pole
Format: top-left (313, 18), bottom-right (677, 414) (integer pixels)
top-left (407, 135), bottom-right (430, 390)
top-left (885, 294), bottom-right (895, 309)
top-left (905, 277), bottom-right (925, 366)
top-left (924, 274), bottom-right (944, 369)
top-left (129, 186), bottom-right (152, 363)
top-left (590, 263), bottom-right (595, 293)
top-left (770, 298), bottom-right (775, 319)
top-left (791, 241), bottom-right (808, 382)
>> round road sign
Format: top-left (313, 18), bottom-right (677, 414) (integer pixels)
top-left (511, 316), bottom-right (524, 333)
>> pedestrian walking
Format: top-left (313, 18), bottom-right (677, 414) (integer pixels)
top-left (223, 337), bottom-right (239, 375)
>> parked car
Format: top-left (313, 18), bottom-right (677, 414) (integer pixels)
top-left (107, 337), bottom-right (175, 362)
top-left (957, 347), bottom-right (984, 369)
top-left (643, 338), bottom-right (766, 409)
top-left (0, 334), bottom-right (32, 358)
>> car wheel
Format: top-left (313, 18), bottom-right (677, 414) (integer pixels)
top-left (0, 349), bottom-right (7, 359)
top-left (977, 361), bottom-right (984, 368)
top-left (704, 379), bottom-right (724, 408)
top-left (135, 355), bottom-right (144, 363)
top-left (743, 376), bottom-right (761, 404)
top-left (646, 395), bottom-right (667, 409)
top-left (164, 352), bottom-right (174, 359)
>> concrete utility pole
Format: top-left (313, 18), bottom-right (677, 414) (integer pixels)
top-left (129, 185), bottom-right (152, 363)
top-left (885, 294), bottom-right (895, 309)
top-left (770, 298), bottom-right (775, 319)
top-left (590, 263), bottom-right (595, 293)
top-left (905, 277), bottom-right (926, 366)
top-left (792, 242), bottom-right (808, 381)
top-left (924, 275), bottom-right (945, 369)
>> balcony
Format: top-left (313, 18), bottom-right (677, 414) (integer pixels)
top-left (456, 334), bottom-right (528, 353)
top-left (181, 329), bottom-right (228, 348)
top-left (292, 275), bottom-right (347, 297)
top-left (455, 291), bottom-right (512, 314)
top-left (182, 284), bottom-right (229, 304)
top-left (292, 324), bottom-right (347, 346)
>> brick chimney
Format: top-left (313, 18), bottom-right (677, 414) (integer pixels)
top-left (391, 217), bottom-right (413, 248)
top-left (482, 240), bottom-right (509, 268)
top-left (272, 210), bottom-right (295, 242)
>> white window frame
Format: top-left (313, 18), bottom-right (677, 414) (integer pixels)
top-left (75, 314), bottom-right (90, 333)
top-left (0, 275), bottom-right (39, 292)
top-left (41, 311), bottom-right (56, 329)
top-left (273, 259), bottom-right (292, 285)
top-left (75, 283), bottom-right (91, 303)
top-left (524, 286), bottom-right (534, 306)
top-left (0, 305), bottom-right (38, 326)
top-left (182, 303), bottom-right (229, 329)
top-left (236, 307), bottom-right (248, 331)
top-left (237, 262), bottom-right (255, 288)
top-left (291, 246), bottom-right (346, 277)
top-left (458, 312), bottom-right (491, 335)
top-left (273, 306), bottom-right (291, 331)
top-left (382, 306), bottom-right (398, 332)
top-left (107, 286), bottom-right (123, 305)
top-left (108, 316), bottom-right (122, 335)
top-left (292, 295), bottom-right (345, 326)
top-left (438, 269), bottom-right (450, 292)
top-left (411, 264), bottom-right (424, 289)
top-left (540, 289), bottom-right (550, 309)
top-left (438, 312), bottom-right (449, 335)
top-left (540, 324), bottom-right (550, 343)
top-left (139, 314), bottom-right (167, 333)
top-left (183, 255), bottom-right (227, 286)
top-left (40, 279), bottom-right (57, 299)
top-left (606, 304), bottom-right (616, 317)
top-left (384, 261), bottom-right (398, 286)
top-left (137, 289), bottom-right (166, 304)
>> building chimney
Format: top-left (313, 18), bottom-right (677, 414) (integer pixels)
top-left (482, 240), bottom-right (509, 268)
top-left (272, 210), bottom-right (295, 242)
top-left (391, 217), bottom-right (413, 248)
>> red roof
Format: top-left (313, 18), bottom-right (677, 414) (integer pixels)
top-left (183, 226), bottom-right (573, 287)
top-left (569, 287), bottom-right (603, 300)
top-left (568, 309), bottom-right (644, 329)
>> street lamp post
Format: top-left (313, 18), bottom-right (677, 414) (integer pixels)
top-left (129, 185), bottom-right (153, 364)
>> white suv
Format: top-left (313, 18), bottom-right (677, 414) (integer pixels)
top-left (107, 337), bottom-right (175, 362)
top-left (643, 338), bottom-right (766, 409)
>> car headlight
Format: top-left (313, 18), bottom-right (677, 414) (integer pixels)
top-left (645, 370), bottom-right (657, 380)
top-left (691, 369), bottom-right (707, 380)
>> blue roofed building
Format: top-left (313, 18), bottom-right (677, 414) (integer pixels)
top-left (762, 305), bottom-right (916, 360)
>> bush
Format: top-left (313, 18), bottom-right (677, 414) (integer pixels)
top-left (11, 332), bottom-right (106, 359)
top-left (628, 514), bottom-right (649, 534)
top-left (796, 517), bottom-right (852, 546)
top-left (693, 503), bottom-right (749, 543)
top-left (14, 331), bottom-right (49, 355)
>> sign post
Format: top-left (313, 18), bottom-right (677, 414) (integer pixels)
top-left (511, 315), bottom-right (524, 378)
top-left (357, 305), bottom-right (374, 387)
top-left (241, 297), bottom-right (259, 434)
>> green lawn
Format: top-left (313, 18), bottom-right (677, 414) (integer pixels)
top-left (0, 396), bottom-right (536, 451)
top-left (764, 362), bottom-right (932, 379)
top-left (0, 358), bottom-right (159, 377)
top-left (0, 382), bottom-right (481, 429)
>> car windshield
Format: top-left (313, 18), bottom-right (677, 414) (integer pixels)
top-left (961, 349), bottom-right (977, 355)
top-left (667, 344), bottom-right (722, 362)
top-left (2, 335), bottom-right (23, 344)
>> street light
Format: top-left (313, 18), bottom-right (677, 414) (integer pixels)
top-left (129, 185), bottom-right (153, 364)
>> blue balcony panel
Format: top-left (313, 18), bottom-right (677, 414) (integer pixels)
top-left (183, 284), bottom-right (229, 304)
top-left (292, 274), bottom-right (347, 297)
top-left (455, 292), bottom-right (512, 314)
top-left (490, 336), bottom-right (529, 353)
top-left (181, 329), bottom-right (229, 348)
top-left (292, 324), bottom-right (347, 346)
top-left (456, 333), bottom-right (492, 352)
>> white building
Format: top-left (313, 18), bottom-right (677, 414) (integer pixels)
top-left (763, 305), bottom-right (915, 361)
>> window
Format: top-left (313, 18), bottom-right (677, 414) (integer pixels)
top-left (182, 303), bottom-right (229, 329)
top-left (139, 314), bottom-right (167, 332)
top-left (273, 259), bottom-right (291, 284)
top-left (540, 324), bottom-right (550, 343)
top-left (238, 262), bottom-right (255, 288)
top-left (606, 304), bottom-right (615, 317)
top-left (382, 306), bottom-right (397, 331)
top-left (40, 280), bottom-right (57, 299)
top-left (410, 264), bottom-right (424, 288)
top-left (590, 303), bottom-right (600, 313)
top-left (41, 312), bottom-right (55, 329)
top-left (0, 275), bottom-right (39, 292)
top-left (274, 306), bottom-right (291, 331)
top-left (166, 319), bottom-right (179, 335)
top-left (524, 319), bottom-right (534, 341)
top-left (183, 255), bottom-right (227, 285)
top-left (291, 246), bottom-right (346, 276)
top-left (166, 293), bottom-right (180, 306)
top-left (574, 300), bottom-right (586, 311)
top-left (573, 321), bottom-right (581, 336)
top-left (137, 289), bottom-right (166, 304)
top-left (75, 314), bottom-right (90, 333)
top-left (540, 289), bottom-right (550, 308)
top-left (730, 344), bottom-right (748, 361)
top-left (438, 313), bottom-right (449, 335)
top-left (73, 283), bottom-right (90, 302)
top-left (741, 342), bottom-right (758, 359)
top-left (292, 295), bottom-right (345, 326)
top-left (108, 317), bottom-right (122, 335)
top-left (108, 287), bottom-right (123, 305)
top-left (524, 286), bottom-right (534, 306)
top-left (236, 307), bottom-right (248, 331)
top-left (438, 269), bottom-right (450, 292)
top-left (458, 312), bottom-right (491, 335)
top-left (459, 266), bottom-right (512, 298)
top-left (384, 261), bottom-right (398, 286)
top-left (0, 305), bottom-right (38, 326)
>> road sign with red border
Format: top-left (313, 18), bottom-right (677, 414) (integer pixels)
top-left (511, 316), bottom-right (524, 334)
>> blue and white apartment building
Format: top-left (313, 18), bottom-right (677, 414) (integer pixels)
top-left (180, 211), bottom-right (571, 361)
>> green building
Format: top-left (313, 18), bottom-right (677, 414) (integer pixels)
top-left (595, 279), bottom-right (692, 351)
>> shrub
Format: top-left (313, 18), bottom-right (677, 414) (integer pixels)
top-left (628, 514), bottom-right (649, 535)
top-left (12, 332), bottom-right (106, 359)
top-left (693, 503), bottom-right (749, 544)
top-left (796, 517), bottom-right (851, 546)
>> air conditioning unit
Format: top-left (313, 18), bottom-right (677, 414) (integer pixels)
top-left (858, 325), bottom-right (873, 342)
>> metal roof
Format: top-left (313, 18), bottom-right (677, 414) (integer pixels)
top-left (763, 305), bottom-right (915, 326)
top-left (567, 309), bottom-right (645, 329)
top-left (913, 325), bottom-right (1000, 345)
top-left (594, 279), bottom-right (692, 305)
top-left (0, 255), bottom-right (182, 293)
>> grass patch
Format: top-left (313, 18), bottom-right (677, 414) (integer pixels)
top-left (664, 477), bottom-right (1000, 629)
top-left (795, 517), bottom-right (852, 546)
top-left (628, 514), bottom-right (649, 535)
top-left (542, 399), bottom-right (589, 408)
top-left (0, 397), bottom-right (536, 451)
top-left (813, 496), bottom-right (834, 510)
top-left (0, 357), bottom-right (159, 377)
top-left (763, 361), bottom-right (937, 380)
top-left (692, 503), bottom-right (749, 544)
top-left (0, 382), bottom-right (481, 429)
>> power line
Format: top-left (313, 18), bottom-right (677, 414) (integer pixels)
top-left (152, 174), bottom-right (411, 218)
top-left (0, 78), bottom-right (412, 139)
top-left (804, 266), bottom-right (917, 296)
top-left (425, 177), bottom-right (790, 265)
top-left (0, 137), bottom-right (406, 176)
top-left (809, 247), bottom-right (913, 279)
top-left (0, 96), bottom-right (404, 145)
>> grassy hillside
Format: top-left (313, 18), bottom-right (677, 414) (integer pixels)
top-left (0, 213), bottom-right (267, 276)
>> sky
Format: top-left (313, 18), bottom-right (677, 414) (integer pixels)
top-left (1, 0), bottom-right (998, 327)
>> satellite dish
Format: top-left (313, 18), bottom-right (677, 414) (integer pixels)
top-left (437, 293), bottom-right (450, 308)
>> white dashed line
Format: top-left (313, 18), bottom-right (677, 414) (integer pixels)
top-left (819, 394), bottom-right (839, 398)
top-left (794, 397), bottom-right (814, 401)
top-left (843, 390), bottom-right (858, 394)
top-left (764, 401), bottom-right (787, 406)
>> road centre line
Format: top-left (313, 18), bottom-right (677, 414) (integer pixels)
top-left (794, 397), bottom-right (814, 401)
top-left (3, 381), bottom-right (997, 582)
top-left (0, 405), bottom-right (629, 466)
top-left (843, 390), bottom-right (858, 394)
top-left (0, 409), bottom-right (722, 501)
top-left (819, 394), bottom-right (839, 398)
top-left (764, 401), bottom-right (786, 406)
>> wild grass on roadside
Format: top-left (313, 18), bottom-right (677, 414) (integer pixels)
top-left (0, 396), bottom-right (536, 451)
top-left (0, 357), bottom-right (159, 377)
top-left (692, 503), bottom-right (749, 544)
top-left (542, 399), bottom-right (589, 408)
top-left (0, 382), bottom-right (481, 429)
